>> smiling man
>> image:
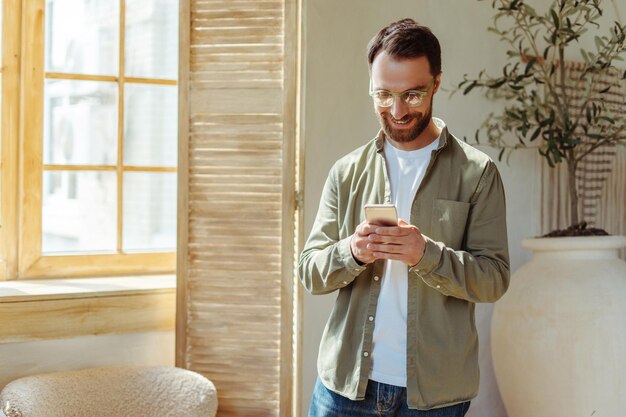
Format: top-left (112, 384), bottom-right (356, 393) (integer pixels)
top-left (298, 19), bottom-right (511, 417)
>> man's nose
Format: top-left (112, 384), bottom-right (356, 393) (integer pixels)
top-left (390, 97), bottom-right (408, 119)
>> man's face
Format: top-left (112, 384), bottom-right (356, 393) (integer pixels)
top-left (370, 52), bottom-right (440, 145)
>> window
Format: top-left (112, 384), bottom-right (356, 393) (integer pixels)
top-left (2, 0), bottom-right (301, 414)
top-left (2, 0), bottom-right (179, 279)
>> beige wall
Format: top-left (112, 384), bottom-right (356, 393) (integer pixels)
top-left (0, 331), bottom-right (174, 389)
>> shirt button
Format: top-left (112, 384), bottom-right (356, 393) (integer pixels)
top-left (363, 351), bottom-right (369, 357)
top-left (436, 285), bottom-right (441, 289)
top-left (342, 281), bottom-right (348, 285)
top-left (374, 276), bottom-right (380, 281)
top-left (368, 316), bottom-right (374, 322)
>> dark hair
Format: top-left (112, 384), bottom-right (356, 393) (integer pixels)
top-left (367, 18), bottom-right (442, 76)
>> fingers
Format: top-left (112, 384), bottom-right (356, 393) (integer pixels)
top-left (374, 224), bottom-right (420, 236)
top-left (370, 243), bottom-right (423, 265)
top-left (367, 242), bottom-right (412, 255)
top-left (352, 220), bottom-right (424, 265)
top-left (369, 226), bottom-right (420, 242)
top-left (367, 234), bottom-right (407, 245)
top-left (355, 223), bottom-right (379, 236)
top-left (350, 225), bottom-right (377, 264)
top-left (366, 220), bottom-right (426, 266)
top-left (371, 251), bottom-right (410, 261)
top-left (352, 235), bottom-right (371, 252)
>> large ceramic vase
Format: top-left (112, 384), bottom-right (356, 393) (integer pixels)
top-left (491, 236), bottom-right (626, 417)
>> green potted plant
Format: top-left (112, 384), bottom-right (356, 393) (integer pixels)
top-left (458, 0), bottom-right (626, 234)
top-left (457, 1), bottom-right (626, 416)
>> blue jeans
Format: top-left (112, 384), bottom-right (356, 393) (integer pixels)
top-left (309, 378), bottom-right (471, 417)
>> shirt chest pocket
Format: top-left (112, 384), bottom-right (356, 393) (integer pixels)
top-left (430, 199), bottom-right (471, 250)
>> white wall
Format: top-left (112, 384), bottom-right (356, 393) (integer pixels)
top-left (300, 1), bottom-right (543, 416)
top-left (0, 331), bottom-right (174, 389)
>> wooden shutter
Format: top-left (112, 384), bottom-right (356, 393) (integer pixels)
top-left (177, 1), bottom-right (299, 416)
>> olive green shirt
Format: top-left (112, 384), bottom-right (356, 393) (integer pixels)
top-left (299, 122), bottom-right (510, 410)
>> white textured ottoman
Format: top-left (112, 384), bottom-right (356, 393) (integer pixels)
top-left (0, 366), bottom-right (217, 417)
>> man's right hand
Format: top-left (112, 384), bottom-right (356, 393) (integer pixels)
top-left (349, 221), bottom-right (380, 264)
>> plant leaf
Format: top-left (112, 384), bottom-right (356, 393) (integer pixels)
top-left (594, 35), bottom-right (603, 50)
top-left (550, 63), bottom-right (557, 76)
top-left (489, 78), bottom-right (508, 88)
top-left (551, 8), bottom-right (560, 30)
top-left (463, 81), bottom-right (478, 95)
top-left (498, 148), bottom-right (505, 161)
top-left (524, 57), bottom-right (537, 75)
top-left (530, 126), bottom-right (542, 141)
top-left (581, 48), bottom-right (589, 63)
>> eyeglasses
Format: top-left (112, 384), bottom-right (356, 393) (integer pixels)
top-left (369, 78), bottom-right (435, 108)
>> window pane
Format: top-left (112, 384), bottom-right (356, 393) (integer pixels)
top-left (45, 0), bottom-right (119, 75)
top-left (44, 79), bottom-right (118, 165)
top-left (123, 172), bottom-right (176, 252)
top-left (43, 170), bottom-right (117, 254)
top-left (125, 0), bottom-right (178, 79)
top-left (124, 83), bottom-right (177, 167)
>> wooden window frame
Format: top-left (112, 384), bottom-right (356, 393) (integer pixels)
top-left (0, 0), bottom-right (21, 281)
top-left (1, 0), bottom-right (178, 280)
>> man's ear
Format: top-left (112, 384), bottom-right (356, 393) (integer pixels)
top-left (432, 73), bottom-right (442, 94)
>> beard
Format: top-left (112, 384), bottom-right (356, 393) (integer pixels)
top-left (377, 98), bottom-right (433, 144)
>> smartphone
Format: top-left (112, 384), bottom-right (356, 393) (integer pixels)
top-left (364, 204), bottom-right (398, 226)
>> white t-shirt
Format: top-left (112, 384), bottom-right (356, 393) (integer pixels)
top-left (369, 125), bottom-right (441, 387)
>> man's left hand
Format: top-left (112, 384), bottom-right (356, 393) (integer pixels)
top-left (366, 219), bottom-right (426, 266)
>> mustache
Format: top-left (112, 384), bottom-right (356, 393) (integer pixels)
top-left (383, 112), bottom-right (423, 122)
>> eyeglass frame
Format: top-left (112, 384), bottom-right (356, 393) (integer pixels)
top-left (368, 78), bottom-right (436, 108)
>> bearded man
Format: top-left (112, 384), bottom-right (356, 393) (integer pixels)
top-left (299, 19), bottom-right (510, 417)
